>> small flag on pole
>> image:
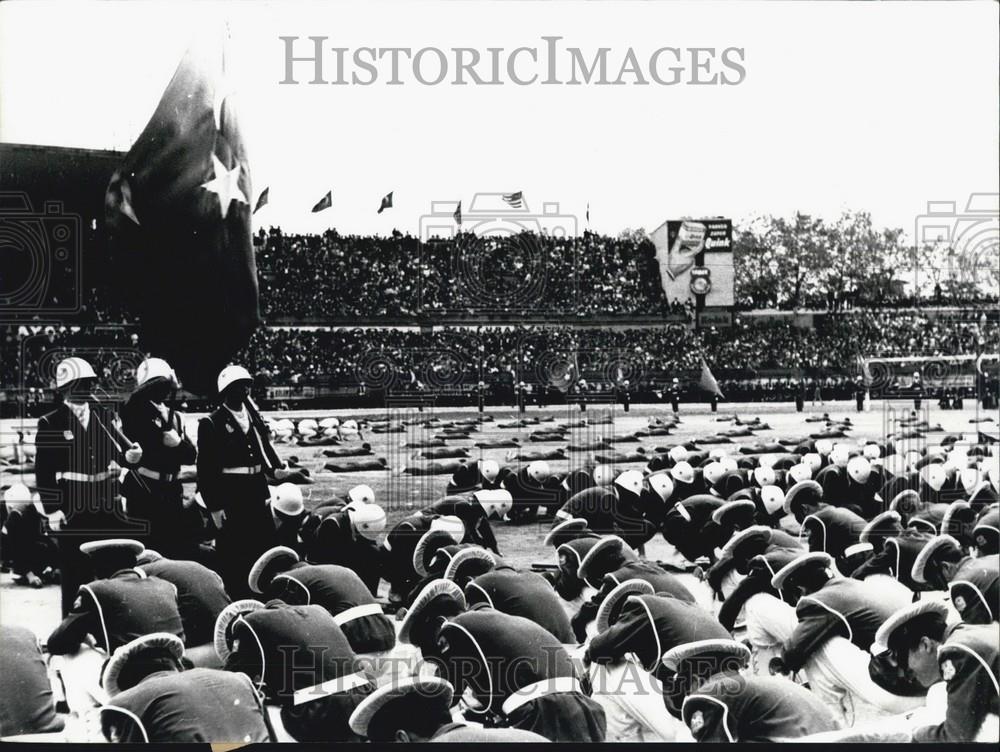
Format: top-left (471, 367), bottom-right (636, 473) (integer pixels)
top-left (253, 186), bottom-right (269, 214)
top-left (586, 202), bottom-right (590, 224)
top-left (698, 357), bottom-right (724, 398)
top-left (502, 191), bottom-right (523, 208)
top-left (453, 201), bottom-right (462, 226)
top-left (311, 190), bottom-right (332, 213)
top-left (377, 191), bottom-right (393, 214)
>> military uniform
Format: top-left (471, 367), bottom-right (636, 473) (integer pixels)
top-left (47, 568), bottom-right (184, 655)
top-left (222, 600), bottom-right (375, 741)
top-left (423, 495), bottom-right (499, 554)
top-left (501, 465), bottom-right (565, 524)
top-left (120, 390), bottom-right (197, 558)
top-left (912, 623), bottom-right (999, 742)
top-left (301, 505), bottom-right (382, 595)
top-left (137, 557), bottom-right (230, 647)
top-left (101, 668), bottom-right (274, 743)
top-left (682, 673), bottom-right (841, 741)
top-left (196, 405), bottom-right (281, 599)
top-left (446, 459), bottom-right (510, 495)
top-left (1, 493), bottom-right (57, 584)
top-left (556, 486), bottom-right (656, 547)
top-left (800, 505), bottom-right (869, 572)
top-left (428, 609), bottom-right (605, 742)
top-left (35, 402), bottom-right (136, 614)
top-left (464, 565), bottom-right (574, 643)
top-left (660, 495), bottom-right (725, 563)
top-left (0, 625), bottom-right (64, 737)
top-left (946, 554), bottom-right (999, 624)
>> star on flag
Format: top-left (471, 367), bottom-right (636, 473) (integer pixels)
top-left (201, 153), bottom-right (248, 218)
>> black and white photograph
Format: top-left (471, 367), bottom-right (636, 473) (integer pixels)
top-left (1, 0), bottom-right (998, 745)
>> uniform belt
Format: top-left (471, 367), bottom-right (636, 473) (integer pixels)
top-left (135, 467), bottom-right (177, 482)
top-left (332, 603), bottom-right (383, 627)
top-left (221, 465), bottom-right (263, 475)
top-left (56, 471), bottom-right (115, 483)
top-left (501, 676), bottom-right (582, 716)
top-left (291, 670), bottom-right (370, 706)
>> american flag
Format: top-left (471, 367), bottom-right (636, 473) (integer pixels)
top-left (502, 191), bottom-right (523, 208)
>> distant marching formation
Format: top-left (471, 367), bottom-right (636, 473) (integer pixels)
top-left (1, 355), bottom-right (998, 743)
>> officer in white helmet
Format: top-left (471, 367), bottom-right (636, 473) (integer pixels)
top-left (121, 357), bottom-right (198, 559)
top-left (196, 364), bottom-right (291, 599)
top-left (36, 356), bottom-right (143, 615)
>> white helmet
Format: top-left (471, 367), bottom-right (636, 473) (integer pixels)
top-left (647, 473), bottom-right (674, 502)
top-left (719, 457), bottom-right (739, 475)
top-left (318, 417), bottom-right (340, 429)
top-left (55, 357), bottom-right (97, 389)
top-left (272, 483), bottom-right (304, 517)
top-left (135, 357), bottom-right (178, 388)
top-left (348, 484), bottom-right (375, 506)
top-left (592, 464), bottom-right (615, 487)
top-left (847, 456), bottom-right (872, 484)
top-left (753, 466), bottom-right (776, 487)
top-left (217, 365), bottom-right (252, 394)
top-left (668, 445), bottom-right (689, 463)
top-left (921, 464), bottom-right (947, 492)
top-left (342, 419), bottom-right (359, 431)
top-left (802, 453), bottom-right (822, 474)
top-left (959, 467), bottom-right (981, 494)
top-left (830, 444), bottom-right (851, 468)
top-left (815, 439), bottom-right (833, 457)
top-left (348, 504), bottom-right (386, 541)
top-left (760, 485), bottom-right (785, 516)
top-left (708, 448), bottom-right (729, 461)
top-left (480, 459), bottom-right (500, 484)
top-left (614, 470), bottom-right (643, 497)
top-left (757, 454), bottom-right (779, 470)
top-left (670, 461), bottom-right (695, 485)
top-left (3, 483), bottom-right (32, 505)
top-left (862, 443), bottom-right (881, 460)
top-left (297, 418), bottom-right (318, 436)
top-left (905, 450), bottom-right (922, 470)
top-left (789, 463), bottom-right (812, 484)
top-left (925, 445), bottom-right (946, 460)
top-left (527, 461), bottom-right (551, 483)
top-left (702, 462), bottom-right (725, 487)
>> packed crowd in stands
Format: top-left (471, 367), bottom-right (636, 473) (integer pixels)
top-left (4, 312), bottom-right (997, 400)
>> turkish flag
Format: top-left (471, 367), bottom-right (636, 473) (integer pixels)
top-left (105, 35), bottom-right (259, 394)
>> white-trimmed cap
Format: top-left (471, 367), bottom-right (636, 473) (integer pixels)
top-left (544, 517), bottom-right (590, 546)
top-left (248, 545), bottom-right (300, 594)
top-left (527, 460), bottom-right (551, 483)
top-left (647, 472), bottom-right (674, 502)
top-left (889, 489), bottom-right (922, 514)
top-left (102, 632), bottom-right (184, 696)
top-left (871, 600), bottom-right (949, 656)
top-left (711, 499), bottom-right (757, 525)
top-left (782, 480), bottom-right (823, 515)
top-left (910, 534), bottom-right (962, 584)
top-left (615, 469), bottom-right (643, 497)
top-left (217, 364), bottom-right (252, 394)
top-left (412, 516), bottom-right (466, 576)
top-left (480, 459), bottom-right (500, 484)
top-left (348, 484), bottom-right (375, 506)
top-left (272, 483), bottom-right (305, 517)
top-left (860, 511), bottom-right (902, 544)
top-left (661, 639), bottom-right (751, 673)
top-left (847, 456), bottom-right (872, 484)
top-left (668, 445), bottom-right (689, 463)
top-left (595, 579), bottom-right (654, 633)
top-left (670, 461), bottom-right (695, 485)
top-left (444, 547), bottom-right (497, 582)
top-left (760, 485), bottom-right (785, 516)
top-left (770, 551), bottom-right (834, 590)
top-left (135, 358), bottom-right (177, 388)
top-left (398, 580), bottom-right (466, 644)
top-left (348, 676), bottom-right (455, 739)
top-left (720, 524), bottom-right (773, 556)
top-left (213, 599), bottom-right (265, 661)
top-left (79, 538), bottom-right (145, 558)
top-left (55, 357), bottom-right (97, 389)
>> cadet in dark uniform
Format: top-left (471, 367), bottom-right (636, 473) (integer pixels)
top-left (35, 357), bottom-right (145, 615)
top-left (98, 632), bottom-right (274, 743)
top-left (1, 484), bottom-right (58, 588)
top-left (248, 546), bottom-right (395, 655)
top-left (911, 534), bottom-right (999, 624)
top-left (120, 358), bottom-right (197, 559)
top-left (134, 549), bottom-right (230, 651)
top-left (399, 581), bottom-right (606, 742)
top-left (215, 598), bottom-right (376, 741)
top-left (461, 555), bottom-right (575, 642)
top-left (502, 461), bottom-right (564, 524)
top-left (681, 673), bottom-right (842, 741)
top-left (300, 497), bottom-right (385, 595)
top-left (570, 535), bottom-right (695, 641)
top-left (0, 625), bottom-right (65, 737)
top-left (47, 539), bottom-right (185, 655)
top-left (446, 458), bottom-right (508, 495)
top-left (348, 676), bottom-right (551, 742)
top-left (196, 365), bottom-right (290, 600)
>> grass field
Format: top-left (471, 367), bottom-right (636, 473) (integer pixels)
top-left (2, 398), bottom-right (993, 640)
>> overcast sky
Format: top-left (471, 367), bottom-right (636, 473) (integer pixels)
top-left (2, 0), bottom-right (997, 239)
